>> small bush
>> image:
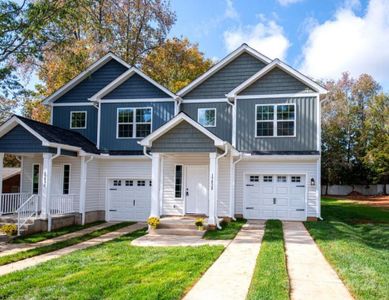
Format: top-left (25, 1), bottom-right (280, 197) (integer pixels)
top-left (0, 224), bottom-right (17, 236)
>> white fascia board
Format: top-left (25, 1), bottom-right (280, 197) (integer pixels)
top-left (139, 113), bottom-right (225, 147)
top-left (180, 98), bottom-right (228, 103)
top-left (99, 98), bottom-right (175, 104)
top-left (96, 155), bottom-right (149, 160)
top-left (241, 153), bottom-right (320, 161)
top-left (177, 44), bottom-right (272, 97)
top-left (90, 67), bottom-right (177, 101)
top-left (43, 53), bottom-right (131, 105)
top-left (236, 93), bottom-right (320, 99)
top-left (227, 59), bottom-right (328, 98)
top-left (52, 102), bottom-right (95, 107)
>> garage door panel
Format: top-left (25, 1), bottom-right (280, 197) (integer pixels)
top-left (275, 210), bottom-right (288, 219)
top-left (263, 187), bottom-right (274, 194)
top-left (276, 187), bottom-right (288, 194)
top-left (276, 197), bottom-right (288, 206)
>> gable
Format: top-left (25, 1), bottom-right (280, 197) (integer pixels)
top-left (184, 52), bottom-right (267, 99)
top-left (55, 59), bottom-right (128, 103)
top-left (103, 73), bottom-right (171, 99)
top-left (152, 120), bottom-right (216, 152)
top-left (239, 67), bottom-right (315, 95)
top-left (0, 125), bottom-right (49, 153)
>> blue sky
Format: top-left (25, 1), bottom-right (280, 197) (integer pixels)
top-left (169, 0), bottom-right (389, 90)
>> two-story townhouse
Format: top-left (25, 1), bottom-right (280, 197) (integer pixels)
top-left (0, 44), bottom-right (326, 234)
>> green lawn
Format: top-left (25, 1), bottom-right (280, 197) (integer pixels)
top-left (203, 218), bottom-right (246, 240)
top-left (247, 220), bottom-right (289, 300)
top-left (12, 221), bottom-right (105, 244)
top-left (305, 198), bottom-right (389, 300)
top-left (0, 228), bottom-right (224, 300)
top-left (0, 222), bottom-right (134, 266)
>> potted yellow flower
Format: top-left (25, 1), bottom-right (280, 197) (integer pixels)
top-left (195, 218), bottom-right (204, 231)
top-left (147, 217), bottom-right (160, 234)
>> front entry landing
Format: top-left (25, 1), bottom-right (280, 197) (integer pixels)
top-left (185, 165), bottom-right (209, 215)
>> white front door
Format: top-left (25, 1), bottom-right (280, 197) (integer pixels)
top-left (185, 165), bottom-right (209, 214)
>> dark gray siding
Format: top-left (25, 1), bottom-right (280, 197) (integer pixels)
top-left (55, 59), bottom-right (128, 103)
top-left (103, 73), bottom-right (171, 99)
top-left (181, 102), bottom-right (232, 142)
top-left (0, 125), bottom-right (52, 153)
top-left (52, 106), bottom-right (98, 144)
top-left (152, 121), bottom-right (216, 152)
top-left (184, 52), bottom-right (266, 99)
top-left (236, 97), bottom-right (317, 152)
top-left (240, 67), bottom-right (315, 95)
top-left (99, 101), bottom-right (175, 151)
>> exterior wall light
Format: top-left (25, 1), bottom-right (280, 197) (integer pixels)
top-left (310, 178), bottom-right (315, 186)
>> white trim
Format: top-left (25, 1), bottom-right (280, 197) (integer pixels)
top-left (52, 102), bottom-right (95, 107)
top-left (89, 67), bottom-right (176, 101)
top-left (232, 99), bottom-right (237, 147)
top-left (97, 155), bottom-right (149, 160)
top-left (255, 103), bottom-right (296, 138)
top-left (235, 93), bottom-right (320, 100)
top-left (43, 53), bottom-right (131, 105)
top-left (139, 112), bottom-right (226, 147)
top-left (177, 44), bottom-right (272, 97)
top-left (49, 106), bottom-right (53, 125)
top-left (70, 111), bottom-right (87, 129)
top-left (197, 108), bottom-right (217, 128)
top-left (99, 98), bottom-right (174, 104)
top-left (97, 102), bottom-right (101, 149)
top-left (181, 98), bottom-right (228, 103)
top-left (317, 157), bottom-right (321, 218)
top-left (227, 59), bottom-right (328, 98)
top-left (240, 154), bottom-right (320, 161)
top-left (116, 107), bottom-right (153, 139)
top-left (317, 94), bottom-right (321, 151)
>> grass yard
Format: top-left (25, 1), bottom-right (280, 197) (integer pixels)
top-left (12, 221), bottom-right (105, 244)
top-left (247, 220), bottom-right (289, 300)
top-left (0, 228), bottom-right (224, 300)
top-left (203, 218), bottom-right (246, 240)
top-left (0, 222), bottom-right (134, 266)
top-left (305, 197), bottom-right (389, 300)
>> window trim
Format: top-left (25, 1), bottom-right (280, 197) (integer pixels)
top-left (116, 107), bottom-right (153, 139)
top-left (174, 164), bottom-right (184, 199)
top-left (70, 111), bottom-right (87, 129)
top-left (32, 163), bottom-right (40, 194)
top-left (197, 108), bottom-right (217, 127)
top-left (255, 103), bottom-right (296, 138)
top-left (62, 164), bottom-right (71, 195)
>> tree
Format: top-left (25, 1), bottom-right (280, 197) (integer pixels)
top-left (142, 37), bottom-right (213, 92)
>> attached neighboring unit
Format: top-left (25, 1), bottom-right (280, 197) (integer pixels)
top-left (0, 44), bottom-right (326, 235)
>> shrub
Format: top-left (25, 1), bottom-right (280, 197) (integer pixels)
top-left (0, 224), bottom-right (17, 236)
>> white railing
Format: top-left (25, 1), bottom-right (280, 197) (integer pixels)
top-left (16, 194), bottom-right (39, 236)
top-left (0, 193), bottom-right (31, 215)
top-left (50, 194), bottom-right (76, 215)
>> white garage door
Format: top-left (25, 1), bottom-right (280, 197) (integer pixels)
top-left (108, 179), bottom-right (151, 221)
top-left (244, 174), bottom-right (306, 221)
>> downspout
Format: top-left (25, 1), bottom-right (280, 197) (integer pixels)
top-left (215, 143), bottom-right (229, 229)
top-left (48, 147), bottom-right (61, 232)
top-left (143, 146), bottom-right (152, 159)
top-left (174, 97), bottom-right (182, 115)
top-left (229, 153), bottom-right (243, 221)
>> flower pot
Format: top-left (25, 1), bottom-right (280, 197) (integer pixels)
top-left (148, 225), bottom-right (157, 235)
top-left (197, 225), bottom-right (204, 231)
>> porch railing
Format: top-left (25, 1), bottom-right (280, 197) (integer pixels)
top-left (0, 193), bottom-right (31, 215)
top-left (50, 194), bottom-right (77, 215)
top-left (16, 194), bottom-right (39, 236)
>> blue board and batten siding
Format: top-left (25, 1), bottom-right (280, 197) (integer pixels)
top-left (103, 74), bottom-right (171, 99)
top-left (99, 102), bottom-right (175, 151)
top-left (54, 59), bottom-right (128, 103)
top-left (152, 121), bottom-right (216, 152)
top-left (52, 106), bottom-right (98, 144)
top-left (184, 52), bottom-right (266, 99)
top-left (236, 97), bottom-right (317, 152)
top-left (181, 102), bottom-right (232, 142)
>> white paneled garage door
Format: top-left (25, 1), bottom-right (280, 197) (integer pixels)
top-left (108, 179), bottom-right (151, 221)
top-left (244, 174), bottom-right (306, 221)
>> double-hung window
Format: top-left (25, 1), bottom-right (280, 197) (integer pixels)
top-left (198, 108), bottom-right (216, 127)
top-left (117, 108), bottom-right (152, 138)
top-left (70, 111), bottom-right (87, 129)
top-left (256, 104), bottom-right (295, 137)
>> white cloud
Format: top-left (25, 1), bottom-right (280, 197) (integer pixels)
top-left (300, 0), bottom-right (389, 88)
top-left (223, 18), bottom-right (290, 60)
top-left (277, 0), bottom-right (304, 6)
top-left (225, 0), bottom-right (239, 20)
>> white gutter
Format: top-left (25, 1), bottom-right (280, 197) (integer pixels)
top-left (229, 153), bottom-right (243, 220)
top-left (143, 146), bottom-right (152, 159)
top-left (215, 143), bottom-right (229, 229)
top-left (48, 147), bottom-right (61, 232)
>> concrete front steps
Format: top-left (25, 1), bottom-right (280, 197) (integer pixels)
top-left (152, 217), bottom-right (207, 237)
top-left (0, 214), bottom-right (35, 236)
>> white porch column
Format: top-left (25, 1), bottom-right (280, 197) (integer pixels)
top-left (150, 153), bottom-right (161, 217)
top-left (208, 152), bottom-right (217, 226)
top-left (0, 153), bottom-right (4, 215)
top-left (79, 156), bottom-right (87, 225)
top-left (41, 153), bottom-right (53, 220)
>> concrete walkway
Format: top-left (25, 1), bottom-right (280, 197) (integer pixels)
top-left (131, 234), bottom-right (230, 247)
top-left (283, 221), bottom-right (354, 300)
top-left (183, 221), bottom-right (265, 300)
top-left (0, 222), bottom-right (118, 257)
top-left (0, 222), bottom-right (146, 276)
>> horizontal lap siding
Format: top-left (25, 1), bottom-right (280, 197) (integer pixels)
top-left (181, 102), bottom-right (232, 142)
top-left (217, 156), bottom-right (231, 216)
top-left (85, 159), bottom-right (101, 212)
top-left (21, 156), bottom-right (42, 194)
top-left (235, 160), bottom-right (319, 217)
top-left (240, 67), bottom-right (315, 95)
top-left (236, 97), bottom-right (317, 151)
top-left (184, 52), bottom-right (266, 99)
top-left (152, 121), bottom-right (216, 152)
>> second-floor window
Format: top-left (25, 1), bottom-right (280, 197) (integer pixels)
top-left (198, 108), bottom-right (216, 127)
top-left (256, 104), bottom-right (295, 137)
top-left (70, 111), bottom-right (87, 129)
top-left (117, 107), bottom-right (152, 138)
